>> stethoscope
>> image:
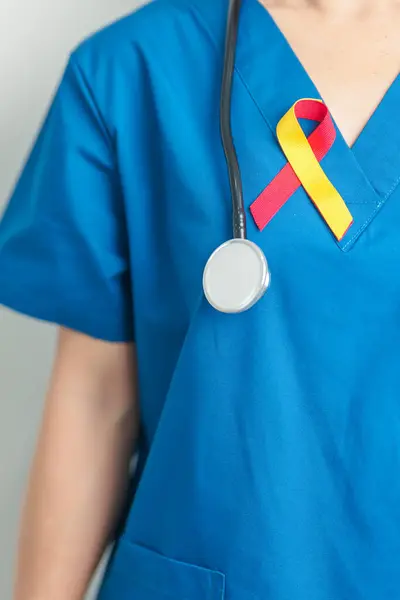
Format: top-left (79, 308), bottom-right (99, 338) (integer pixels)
top-left (203, 0), bottom-right (271, 314)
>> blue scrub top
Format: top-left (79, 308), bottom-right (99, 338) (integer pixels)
top-left (1, 1), bottom-right (400, 598)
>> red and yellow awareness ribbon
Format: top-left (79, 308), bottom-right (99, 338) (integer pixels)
top-left (250, 99), bottom-right (353, 241)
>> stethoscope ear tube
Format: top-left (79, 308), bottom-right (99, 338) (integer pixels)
top-left (220, 0), bottom-right (246, 240)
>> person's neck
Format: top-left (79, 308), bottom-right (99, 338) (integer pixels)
top-left (261, 0), bottom-right (399, 17)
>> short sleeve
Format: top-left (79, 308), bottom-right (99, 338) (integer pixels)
top-left (0, 54), bottom-right (133, 342)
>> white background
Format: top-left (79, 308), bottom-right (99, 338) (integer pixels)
top-left (0, 1), bottom-right (143, 597)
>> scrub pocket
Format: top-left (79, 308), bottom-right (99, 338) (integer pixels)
top-left (98, 536), bottom-right (226, 600)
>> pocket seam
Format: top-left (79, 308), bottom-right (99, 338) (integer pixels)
top-left (120, 536), bottom-right (226, 600)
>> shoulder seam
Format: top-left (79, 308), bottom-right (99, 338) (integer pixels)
top-left (68, 53), bottom-right (118, 164)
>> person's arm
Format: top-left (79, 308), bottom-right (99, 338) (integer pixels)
top-left (13, 327), bottom-right (139, 600)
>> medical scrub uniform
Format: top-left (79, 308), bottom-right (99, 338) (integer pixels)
top-left (1, 0), bottom-right (399, 598)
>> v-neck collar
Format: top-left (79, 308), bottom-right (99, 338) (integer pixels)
top-left (352, 75), bottom-right (400, 199)
top-left (232, 0), bottom-right (400, 251)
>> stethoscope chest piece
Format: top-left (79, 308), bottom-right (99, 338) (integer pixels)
top-left (203, 239), bottom-right (270, 314)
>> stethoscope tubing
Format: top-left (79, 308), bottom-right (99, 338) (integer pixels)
top-left (220, 0), bottom-right (246, 240)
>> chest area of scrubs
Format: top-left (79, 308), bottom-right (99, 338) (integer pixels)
top-left (121, 0), bottom-right (400, 351)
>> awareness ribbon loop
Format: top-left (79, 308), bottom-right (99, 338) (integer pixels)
top-left (250, 99), bottom-right (353, 241)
